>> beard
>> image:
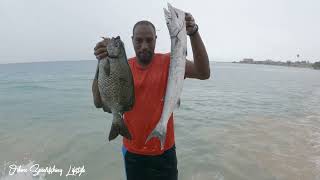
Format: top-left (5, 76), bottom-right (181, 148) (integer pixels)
top-left (137, 51), bottom-right (154, 65)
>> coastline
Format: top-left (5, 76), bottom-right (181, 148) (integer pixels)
top-left (232, 59), bottom-right (320, 70)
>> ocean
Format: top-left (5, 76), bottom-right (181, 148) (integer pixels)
top-left (0, 61), bottom-right (319, 180)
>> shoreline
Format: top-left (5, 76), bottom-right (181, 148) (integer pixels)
top-left (233, 59), bottom-right (320, 70)
top-left (232, 62), bottom-right (314, 69)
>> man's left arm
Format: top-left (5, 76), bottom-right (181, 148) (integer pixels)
top-left (184, 13), bottom-right (210, 80)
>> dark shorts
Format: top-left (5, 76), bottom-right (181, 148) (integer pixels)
top-left (122, 145), bottom-right (178, 180)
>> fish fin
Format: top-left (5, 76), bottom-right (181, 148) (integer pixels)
top-left (108, 114), bottom-right (132, 141)
top-left (145, 128), bottom-right (166, 150)
top-left (102, 106), bottom-right (112, 113)
top-left (119, 119), bottom-right (132, 140)
top-left (175, 98), bottom-right (181, 109)
top-left (104, 58), bottom-right (110, 76)
top-left (108, 122), bottom-right (120, 141)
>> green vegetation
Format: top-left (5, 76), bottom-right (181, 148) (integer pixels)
top-left (312, 61), bottom-right (320, 69)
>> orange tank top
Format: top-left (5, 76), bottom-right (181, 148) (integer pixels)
top-left (123, 53), bottom-right (175, 155)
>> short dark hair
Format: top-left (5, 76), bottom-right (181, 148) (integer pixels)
top-left (132, 20), bottom-right (156, 35)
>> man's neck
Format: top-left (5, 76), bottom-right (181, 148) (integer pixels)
top-left (137, 60), bottom-right (150, 68)
top-left (136, 55), bottom-right (154, 68)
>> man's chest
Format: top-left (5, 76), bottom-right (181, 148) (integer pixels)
top-left (133, 68), bottom-right (166, 95)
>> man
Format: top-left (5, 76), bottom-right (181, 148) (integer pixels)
top-left (92, 12), bottom-right (210, 180)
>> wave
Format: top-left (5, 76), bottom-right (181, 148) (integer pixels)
top-left (7, 85), bottom-right (52, 91)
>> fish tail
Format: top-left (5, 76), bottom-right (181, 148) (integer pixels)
top-left (108, 113), bottom-right (132, 141)
top-left (145, 127), bottom-right (166, 150)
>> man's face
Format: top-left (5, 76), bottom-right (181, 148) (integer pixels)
top-left (132, 24), bottom-right (157, 65)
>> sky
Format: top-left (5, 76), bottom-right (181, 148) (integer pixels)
top-left (0, 0), bottom-right (319, 64)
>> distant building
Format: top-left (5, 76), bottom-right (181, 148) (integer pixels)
top-left (236, 58), bottom-right (315, 69)
top-left (265, 59), bottom-right (273, 64)
top-left (241, 58), bottom-right (254, 63)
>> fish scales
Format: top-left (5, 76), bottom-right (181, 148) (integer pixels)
top-left (98, 36), bottom-right (134, 141)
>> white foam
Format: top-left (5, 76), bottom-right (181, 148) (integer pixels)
top-left (191, 171), bottom-right (224, 180)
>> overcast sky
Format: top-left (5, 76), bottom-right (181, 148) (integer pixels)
top-left (0, 0), bottom-right (319, 64)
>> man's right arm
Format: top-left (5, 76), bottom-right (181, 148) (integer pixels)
top-left (92, 63), bottom-right (103, 108)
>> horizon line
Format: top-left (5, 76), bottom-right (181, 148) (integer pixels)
top-left (0, 58), bottom-right (318, 65)
top-left (0, 59), bottom-right (221, 65)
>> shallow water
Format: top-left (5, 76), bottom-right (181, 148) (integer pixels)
top-left (0, 61), bottom-right (319, 180)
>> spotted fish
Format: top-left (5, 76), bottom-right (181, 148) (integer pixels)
top-left (98, 36), bottom-right (135, 141)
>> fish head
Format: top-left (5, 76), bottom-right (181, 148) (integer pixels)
top-left (107, 36), bottom-right (124, 58)
top-left (163, 3), bottom-right (186, 37)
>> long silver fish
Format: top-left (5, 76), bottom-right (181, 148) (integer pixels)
top-left (146, 3), bottom-right (187, 149)
top-left (98, 36), bottom-right (135, 141)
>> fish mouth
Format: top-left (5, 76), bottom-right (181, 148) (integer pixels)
top-left (163, 3), bottom-right (186, 37)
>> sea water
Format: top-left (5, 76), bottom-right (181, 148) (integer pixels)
top-left (0, 61), bottom-right (319, 180)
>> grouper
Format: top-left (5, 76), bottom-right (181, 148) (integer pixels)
top-left (97, 36), bottom-right (135, 141)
